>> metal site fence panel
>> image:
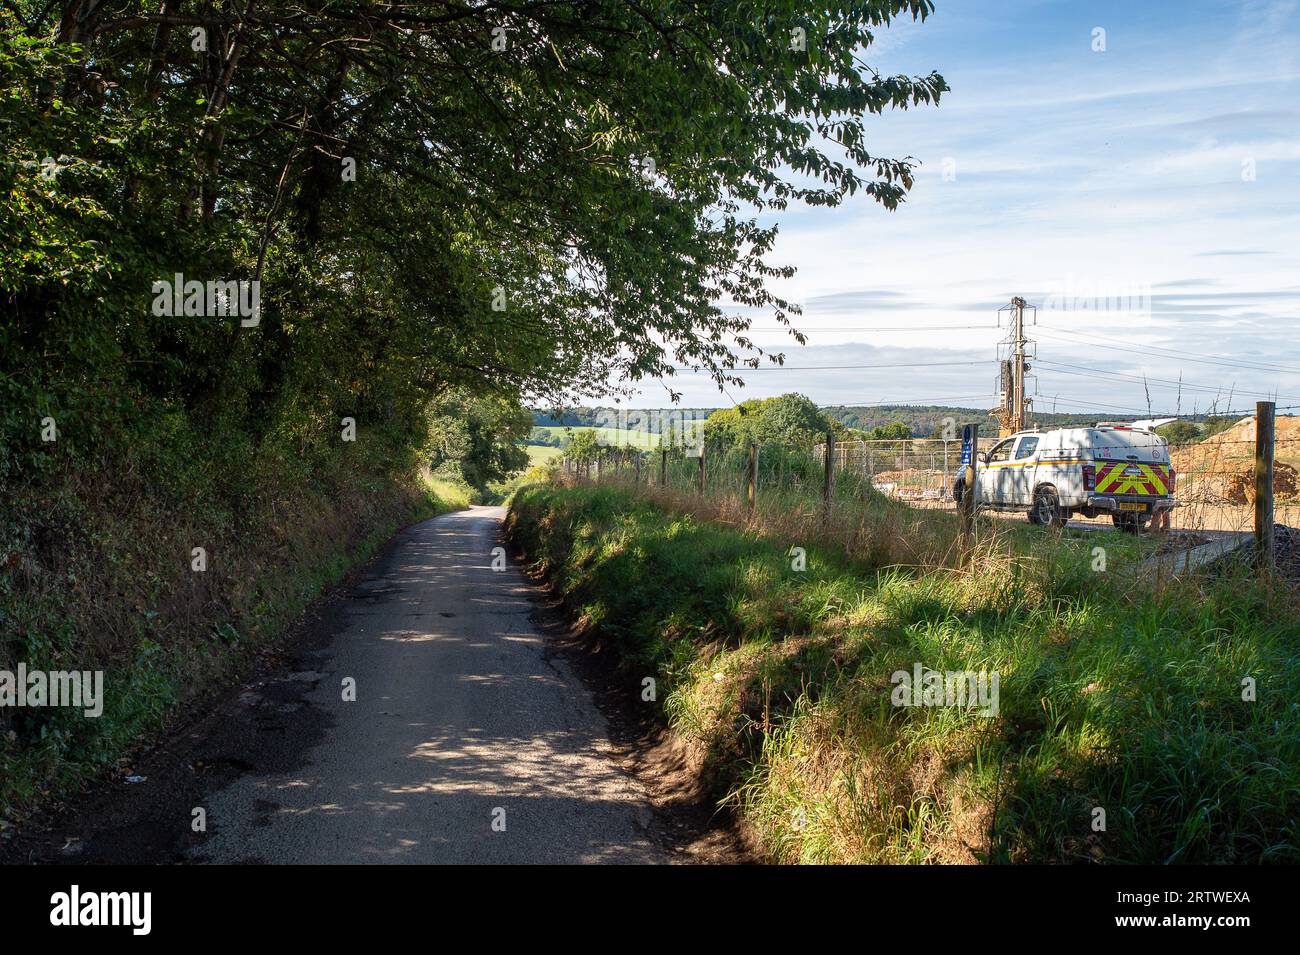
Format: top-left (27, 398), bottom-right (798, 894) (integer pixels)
top-left (813, 438), bottom-right (998, 506)
top-left (815, 431), bottom-right (1298, 538)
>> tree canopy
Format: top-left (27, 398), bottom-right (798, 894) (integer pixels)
top-left (2, 1), bottom-right (944, 487)
top-left (426, 392), bottom-right (532, 490)
top-left (563, 429), bottom-right (602, 465)
top-left (703, 393), bottom-right (838, 452)
top-left (865, 421), bottom-right (913, 441)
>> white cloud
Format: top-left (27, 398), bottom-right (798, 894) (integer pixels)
top-left (608, 1), bottom-right (1300, 414)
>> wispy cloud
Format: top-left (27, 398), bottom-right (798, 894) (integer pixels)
top-left (619, 0), bottom-right (1300, 412)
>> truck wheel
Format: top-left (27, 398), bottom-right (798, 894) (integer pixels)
top-left (952, 477), bottom-right (965, 505)
top-left (1032, 486), bottom-right (1066, 528)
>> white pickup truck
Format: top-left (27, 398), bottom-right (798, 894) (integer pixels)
top-left (952, 425), bottom-right (1176, 530)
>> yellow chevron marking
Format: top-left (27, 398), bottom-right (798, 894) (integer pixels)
top-left (1096, 467), bottom-right (1121, 492)
top-left (1143, 464), bottom-right (1169, 495)
top-left (1097, 463), bottom-right (1168, 495)
top-left (984, 459), bottom-right (1171, 495)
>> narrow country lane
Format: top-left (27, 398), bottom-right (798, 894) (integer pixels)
top-left (191, 506), bottom-right (669, 864)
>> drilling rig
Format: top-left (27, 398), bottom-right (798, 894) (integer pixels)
top-left (993, 296), bottom-right (1035, 437)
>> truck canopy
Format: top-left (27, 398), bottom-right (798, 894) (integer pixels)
top-left (1035, 427), bottom-right (1170, 463)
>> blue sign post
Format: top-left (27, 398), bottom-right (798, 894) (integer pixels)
top-left (959, 423), bottom-right (979, 554)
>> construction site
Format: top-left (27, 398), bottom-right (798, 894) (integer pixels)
top-left (819, 296), bottom-right (1300, 539)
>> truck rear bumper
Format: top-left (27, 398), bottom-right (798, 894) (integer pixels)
top-left (1085, 494), bottom-right (1175, 514)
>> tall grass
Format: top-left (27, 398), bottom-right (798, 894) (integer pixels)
top-left (507, 483), bottom-right (1300, 863)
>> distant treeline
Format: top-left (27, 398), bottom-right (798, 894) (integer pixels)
top-left (535, 404), bottom-right (1107, 440)
top-left (823, 405), bottom-right (1099, 435)
top-left (532, 404), bottom-right (1243, 444)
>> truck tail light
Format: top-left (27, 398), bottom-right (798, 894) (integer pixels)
top-left (1082, 464), bottom-right (1096, 492)
top-left (1167, 467), bottom-right (1176, 493)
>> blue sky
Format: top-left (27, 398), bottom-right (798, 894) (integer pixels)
top-left (622, 0), bottom-right (1300, 418)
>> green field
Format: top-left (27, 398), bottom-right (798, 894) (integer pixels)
top-left (524, 444), bottom-right (564, 466)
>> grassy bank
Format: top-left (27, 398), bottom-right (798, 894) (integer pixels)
top-left (506, 483), bottom-right (1300, 863)
top-left (0, 450), bottom-right (469, 819)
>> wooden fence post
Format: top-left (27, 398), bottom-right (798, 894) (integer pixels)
top-left (1256, 400), bottom-right (1276, 575)
top-left (822, 429), bottom-right (835, 524)
top-left (747, 442), bottom-right (758, 512)
top-left (697, 445), bottom-right (705, 495)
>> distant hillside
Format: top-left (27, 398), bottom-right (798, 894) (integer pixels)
top-left (821, 405), bottom-right (1100, 436)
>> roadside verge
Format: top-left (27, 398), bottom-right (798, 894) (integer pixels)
top-left (505, 482), bottom-right (1300, 863)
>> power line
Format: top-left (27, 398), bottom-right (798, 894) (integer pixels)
top-left (1034, 393), bottom-right (1153, 415)
top-left (1036, 327), bottom-right (1300, 376)
top-left (742, 323), bottom-right (998, 333)
top-left (819, 393), bottom-right (1000, 408)
top-left (1033, 393), bottom-right (1268, 419)
top-left (1038, 323), bottom-right (1297, 370)
top-left (1034, 358), bottom-right (1300, 403)
top-left (1035, 395), bottom-right (1181, 416)
top-left (670, 359), bottom-right (996, 372)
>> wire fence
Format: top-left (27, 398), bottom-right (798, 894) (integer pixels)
top-left (562, 439), bottom-right (965, 570)
top-left (1162, 432), bottom-right (1300, 534)
top-left (816, 438), bottom-right (991, 504)
top-left (815, 431), bottom-right (1300, 536)
top-left (557, 416), bottom-right (1300, 544)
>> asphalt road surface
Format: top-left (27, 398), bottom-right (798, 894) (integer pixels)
top-left (193, 506), bottom-right (669, 864)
